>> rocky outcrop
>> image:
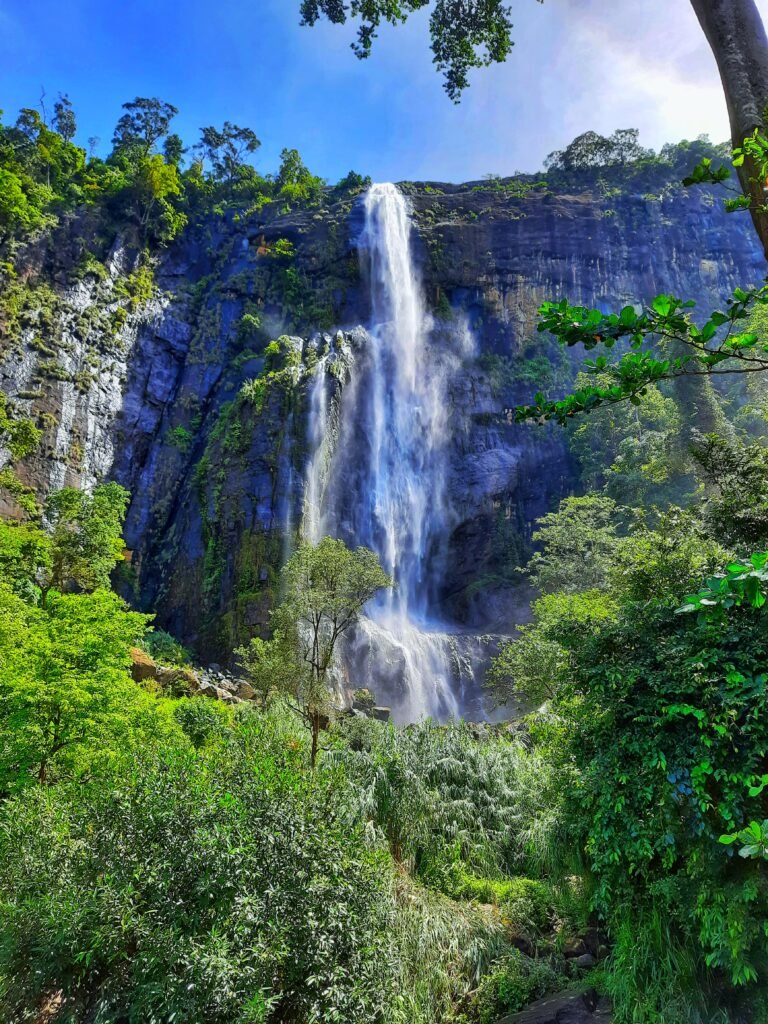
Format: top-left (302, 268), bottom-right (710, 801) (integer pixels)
top-left (1, 175), bottom-right (763, 671)
top-left (129, 646), bottom-right (253, 703)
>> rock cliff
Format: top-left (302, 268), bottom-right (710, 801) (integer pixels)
top-left (0, 174), bottom-right (763, 673)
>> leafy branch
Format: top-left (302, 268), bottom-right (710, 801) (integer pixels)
top-left (683, 128), bottom-right (768, 215)
top-left (676, 552), bottom-right (768, 618)
top-left (719, 777), bottom-right (768, 861)
top-left (515, 285), bottom-right (768, 424)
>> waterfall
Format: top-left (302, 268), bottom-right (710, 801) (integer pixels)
top-left (304, 183), bottom-right (478, 722)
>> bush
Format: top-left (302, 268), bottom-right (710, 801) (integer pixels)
top-left (0, 743), bottom-right (399, 1024)
top-left (143, 627), bottom-right (192, 665)
top-left (444, 871), bottom-right (554, 933)
top-left (548, 592), bottom-right (768, 1019)
top-left (331, 719), bottom-right (560, 879)
top-left (471, 949), bottom-right (566, 1023)
top-left (173, 696), bottom-right (232, 747)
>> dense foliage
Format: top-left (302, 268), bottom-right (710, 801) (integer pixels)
top-left (489, 452), bottom-right (768, 1021)
top-left (0, 96), bottom-right (365, 254)
top-left (0, 489), bottom-right (575, 1023)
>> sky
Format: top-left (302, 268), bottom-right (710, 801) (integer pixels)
top-left (1, 0), bottom-right (767, 184)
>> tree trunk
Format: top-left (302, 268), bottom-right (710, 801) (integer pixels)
top-left (310, 711), bottom-right (320, 768)
top-left (690, 0), bottom-right (768, 255)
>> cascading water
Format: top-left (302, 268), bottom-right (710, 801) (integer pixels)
top-left (304, 183), bottom-right (480, 722)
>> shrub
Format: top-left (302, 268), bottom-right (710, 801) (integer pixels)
top-left (0, 744), bottom-right (399, 1023)
top-left (173, 696), bottom-right (232, 748)
top-left (471, 949), bottom-right (566, 1023)
top-left (143, 627), bottom-right (192, 665)
top-left (445, 871), bottom-right (554, 933)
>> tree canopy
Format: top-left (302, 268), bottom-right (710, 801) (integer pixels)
top-left (299, 0), bottom-right (530, 101)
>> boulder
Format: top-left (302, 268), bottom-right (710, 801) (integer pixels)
top-left (562, 937), bottom-right (588, 959)
top-left (372, 706), bottom-right (391, 722)
top-left (237, 679), bottom-right (256, 700)
top-left (155, 665), bottom-right (201, 695)
top-left (197, 681), bottom-right (228, 700)
top-left (130, 647), bottom-right (158, 683)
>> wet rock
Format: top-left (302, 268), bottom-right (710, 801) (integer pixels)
top-left (497, 989), bottom-right (611, 1023)
top-left (509, 933), bottom-right (535, 958)
top-left (562, 937), bottom-right (588, 959)
top-left (571, 954), bottom-right (596, 971)
top-left (4, 178), bottom-right (762, 695)
top-left (581, 928), bottom-right (608, 959)
top-left (371, 706), bottom-right (391, 722)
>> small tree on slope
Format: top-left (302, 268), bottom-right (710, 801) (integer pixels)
top-left (238, 536), bottom-right (392, 766)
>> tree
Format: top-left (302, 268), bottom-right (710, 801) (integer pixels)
top-left (162, 132), bottom-right (186, 167)
top-left (568, 375), bottom-right (687, 506)
top-left (554, 589), bottom-right (768, 1011)
top-left (0, 586), bottom-right (156, 788)
top-left (52, 92), bottom-right (76, 144)
top-left (300, 0), bottom-right (523, 102)
top-left (0, 741), bottom-right (396, 1022)
top-left (276, 147), bottom-right (324, 206)
top-left (238, 537), bottom-right (392, 765)
top-left (689, 0), bottom-right (768, 255)
top-left (126, 152), bottom-right (186, 242)
top-left (515, 286), bottom-right (768, 425)
top-left (0, 167), bottom-right (45, 239)
top-left (43, 482), bottom-right (129, 601)
top-left (486, 589), bottom-right (616, 708)
top-left (525, 494), bottom-right (621, 595)
top-left (198, 121), bottom-right (260, 182)
top-left (111, 97), bottom-right (178, 157)
top-left (690, 432), bottom-right (768, 549)
top-left (488, 530), bottom-right (768, 1015)
top-left (0, 520), bottom-right (51, 602)
top-left (545, 128), bottom-right (651, 172)
top-left (3, 107), bottom-right (84, 202)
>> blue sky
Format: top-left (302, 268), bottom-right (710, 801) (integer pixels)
top-left (2, 0), bottom-right (767, 183)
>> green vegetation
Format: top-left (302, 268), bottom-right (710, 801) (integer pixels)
top-left (0, 479), bottom-right (588, 1023)
top-left (0, 94), bottom-right (362, 261)
top-left (4, 12), bottom-right (768, 1017)
top-left (0, 465), bottom-right (598, 1024)
top-left (238, 536), bottom-right (392, 764)
top-left (487, 465), bottom-right (768, 1019)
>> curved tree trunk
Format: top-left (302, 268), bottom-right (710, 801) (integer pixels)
top-left (690, 0), bottom-right (768, 256)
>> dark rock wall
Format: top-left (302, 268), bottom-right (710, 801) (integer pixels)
top-left (0, 179), bottom-right (763, 661)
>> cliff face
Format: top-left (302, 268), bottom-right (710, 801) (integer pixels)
top-left (1, 177), bottom-right (764, 665)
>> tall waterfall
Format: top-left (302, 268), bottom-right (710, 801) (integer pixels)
top-left (305, 183), bottom-right (479, 722)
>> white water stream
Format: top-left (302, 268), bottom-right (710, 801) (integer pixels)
top-left (304, 183), bottom-right (479, 721)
